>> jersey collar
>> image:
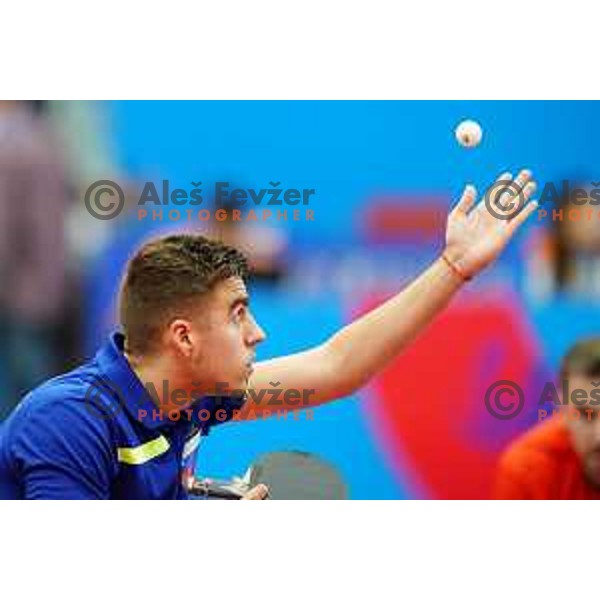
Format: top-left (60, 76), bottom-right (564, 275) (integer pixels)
top-left (96, 332), bottom-right (177, 431)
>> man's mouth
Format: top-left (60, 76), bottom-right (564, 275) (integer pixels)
top-left (245, 357), bottom-right (255, 376)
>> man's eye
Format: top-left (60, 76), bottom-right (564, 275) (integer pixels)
top-left (233, 307), bottom-right (246, 322)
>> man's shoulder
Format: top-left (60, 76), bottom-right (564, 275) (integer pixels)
top-left (30, 362), bottom-right (98, 396)
top-left (499, 417), bottom-right (573, 471)
top-left (3, 361), bottom-right (119, 443)
top-left (0, 360), bottom-right (123, 499)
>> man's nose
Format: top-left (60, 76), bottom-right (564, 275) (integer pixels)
top-left (246, 313), bottom-right (266, 345)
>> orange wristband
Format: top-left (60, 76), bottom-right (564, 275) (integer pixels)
top-left (441, 252), bottom-right (472, 282)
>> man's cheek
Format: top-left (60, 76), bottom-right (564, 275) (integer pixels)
top-left (572, 426), bottom-right (591, 455)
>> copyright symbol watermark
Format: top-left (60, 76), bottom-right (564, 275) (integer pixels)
top-left (484, 380), bottom-right (525, 420)
top-left (84, 180), bottom-right (125, 220)
top-left (83, 377), bottom-right (126, 421)
top-left (484, 180), bottom-right (526, 221)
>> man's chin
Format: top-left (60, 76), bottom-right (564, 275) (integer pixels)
top-left (229, 378), bottom-right (249, 398)
top-left (202, 373), bottom-right (249, 395)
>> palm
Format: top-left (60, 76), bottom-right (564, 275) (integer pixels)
top-left (444, 170), bottom-right (537, 277)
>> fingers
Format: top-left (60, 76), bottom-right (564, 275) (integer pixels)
top-left (502, 182), bottom-right (537, 217)
top-left (451, 168), bottom-right (537, 225)
top-left (508, 169), bottom-right (532, 197)
top-left (521, 181), bottom-right (537, 205)
top-left (495, 169), bottom-right (533, 213)
top-left (507, 199), bottom-right (539, 234)
top-left (451, 184), bottom-right (477, 217)
top-left (242, 483), bottom-right (269, 500)
top-left (489, 171), bottom-right (513, 209)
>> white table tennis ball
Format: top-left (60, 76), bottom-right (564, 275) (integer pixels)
top-left (455, 120), bottom-right (482, 148)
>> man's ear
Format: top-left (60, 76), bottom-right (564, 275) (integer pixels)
top-left (168, 319), bottom-right (195, 357)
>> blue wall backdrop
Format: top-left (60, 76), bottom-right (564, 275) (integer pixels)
top-left (86, 101), bottom-right (600, 498)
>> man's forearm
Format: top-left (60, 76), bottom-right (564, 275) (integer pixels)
top-left (322, 255), bottom-right (464, 397)
top-left (247, 171), bottom-right (537, 415)
top-left (243, 256), bottom-right (463, 417)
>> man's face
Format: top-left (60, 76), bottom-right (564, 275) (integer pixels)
top-left (185, 277), bottom-right (266, 394)
top-left (563, 374), bottom-right (600, 488)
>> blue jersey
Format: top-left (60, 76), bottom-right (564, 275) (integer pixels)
top-left (0, 333), bottom-right (244, 499)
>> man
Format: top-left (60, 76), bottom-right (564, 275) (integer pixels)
top-left (0, 170), bottom-right (537, 499)
top-left (0, 101), bottom-right (71, 419)
top-left (494, 338), bottom-right (600, 500)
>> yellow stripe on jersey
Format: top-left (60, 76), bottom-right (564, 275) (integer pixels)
top-left (117, 435), bottom-right (170, 465)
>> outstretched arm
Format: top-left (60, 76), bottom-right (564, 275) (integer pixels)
top-left (244, 170), bottom-right (537, 416)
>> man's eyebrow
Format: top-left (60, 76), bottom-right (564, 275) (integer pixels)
top-left (229, 295), bottom-right (249, 310)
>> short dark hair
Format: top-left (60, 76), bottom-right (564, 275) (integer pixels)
top-left (560, 338), bottom-right (600, 381)
top-left (119, 234), bottom-right (249, 355)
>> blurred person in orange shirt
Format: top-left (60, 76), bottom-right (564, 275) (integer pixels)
top-left (494, 338), bottom-right (600, 499)
top-left (0, 101), bottom-right (71, 419)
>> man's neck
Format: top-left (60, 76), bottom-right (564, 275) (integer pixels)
top-left (124, 351), bottom-right (198, 414)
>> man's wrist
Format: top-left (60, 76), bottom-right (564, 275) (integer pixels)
top-left (440, 250), bottom-right (472, 282)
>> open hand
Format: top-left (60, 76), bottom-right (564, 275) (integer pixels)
top-left (444, 170), bottom-right (538, 279)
